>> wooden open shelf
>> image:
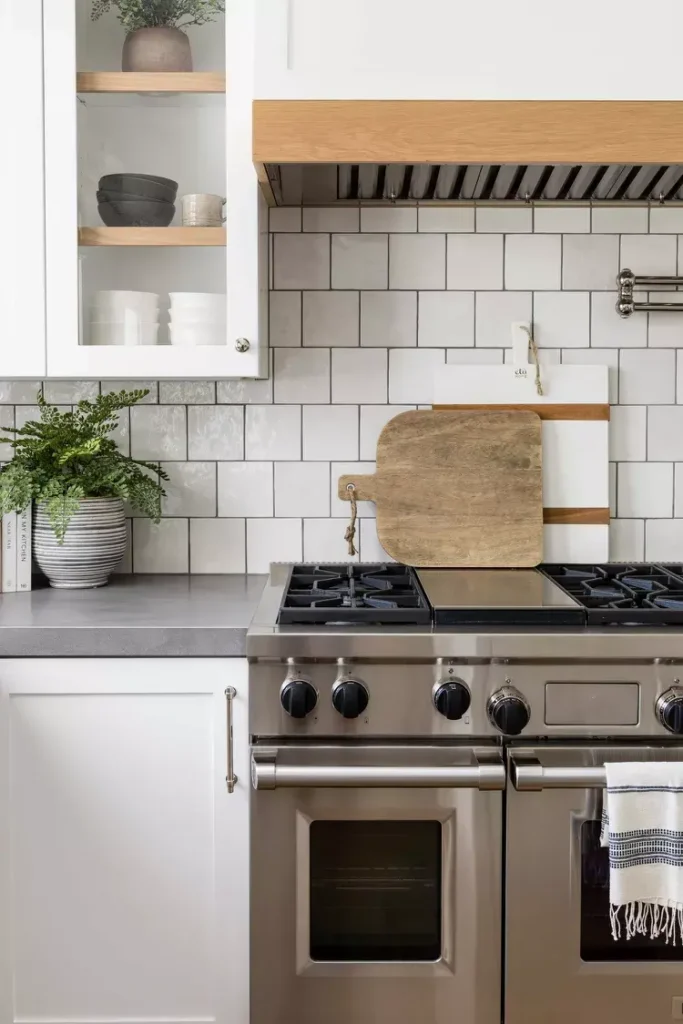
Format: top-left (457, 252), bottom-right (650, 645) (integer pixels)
top-left (77, 72), bottom-right (225, 93)
top-left (79, 227), bottom-right (226, 246)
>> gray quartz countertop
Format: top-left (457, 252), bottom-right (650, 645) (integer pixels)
top-left (0, 575), bottom-right (267, 657)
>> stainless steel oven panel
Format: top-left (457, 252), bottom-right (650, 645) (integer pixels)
top-left (251, 743), bottom-right (502, 1024)
top-left (506, 745), bottom-right (683, 1024)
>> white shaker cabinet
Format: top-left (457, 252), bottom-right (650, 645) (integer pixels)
top-left (0, 0), bottom-right (47, 377)
top-left (255, 0), bottom-right (683, 101)
top-left (0, 658), bottom-right (249, 1024)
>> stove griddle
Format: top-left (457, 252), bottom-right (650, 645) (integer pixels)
top-left (278, 563), bottom-right (431, 626)
top-left (540, 563), bottom-right (683, 625)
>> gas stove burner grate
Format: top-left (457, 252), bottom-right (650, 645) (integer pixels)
top-left (541, 563), bottom-right (683, 625)
top-left (278, 563), bottom-right (431, 625)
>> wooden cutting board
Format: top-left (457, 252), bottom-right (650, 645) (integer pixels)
top-left (337, 409), bottom-right (543, 568)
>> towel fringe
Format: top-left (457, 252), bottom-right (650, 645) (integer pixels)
top-left (611, 901), bottom-right (683, 944)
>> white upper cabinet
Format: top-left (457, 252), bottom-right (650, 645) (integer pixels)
top-left (0, 0), bottom-right (46, 377)
top-left (256, 0), bottom-right (683, 101)
top-left (42, 0), bottom-right (267, 379)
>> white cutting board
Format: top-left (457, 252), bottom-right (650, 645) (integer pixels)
top-left (433, 324), bottom-right (610, 563)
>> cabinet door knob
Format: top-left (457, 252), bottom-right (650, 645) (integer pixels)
top-left (235, 337), bottom-right (250, 352)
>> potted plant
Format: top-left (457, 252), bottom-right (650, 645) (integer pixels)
top-left (0, 389), bottom-right (168, 590)
top-left (92, 0), bottom-right (226, 73)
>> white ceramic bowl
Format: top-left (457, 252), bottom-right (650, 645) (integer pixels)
top-left (89, 308), bottom-right (159, 325)
top-left (92, 290), bottom-right (160, 317)
top-left (87, 322), bottom-right (160, 347)
top-left (169, 323), bottom-right (225, 347)
top-left (169, 292), bottom-right (226, 314)
top-left (169, 309), bottom-right (226, 325)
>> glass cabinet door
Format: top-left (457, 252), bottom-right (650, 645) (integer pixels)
top-left (43, 0), bottom-right (267, 379)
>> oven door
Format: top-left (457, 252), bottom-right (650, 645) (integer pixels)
top-left (250, 743), bottom-right (504, 1024)
top-left (507, 745), bottom-right (683, 1024)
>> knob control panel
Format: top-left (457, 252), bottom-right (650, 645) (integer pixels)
top-left (657, 686), bottom-right (683, 734)
top-left (433, 680), bottom-right (471, 721)
top-left (280, 679), bottom-right (318, 719)
top-left (332, 679), bottom-right (369, 719)
top-left (488, 686), bottom-right (530, 735)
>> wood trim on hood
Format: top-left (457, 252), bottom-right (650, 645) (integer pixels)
top-left (253, 100), bottom-right (683, 165)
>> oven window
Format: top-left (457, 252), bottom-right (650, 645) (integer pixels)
top-left (309, 820), bottom-right (442, 962)
top-left (581, 820), bottom-right (683, 962)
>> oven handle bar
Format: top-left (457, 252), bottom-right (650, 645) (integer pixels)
top-left (511, 756), bottom-right (606, 791)
top-left (251, 752), bottom-right (506, 791)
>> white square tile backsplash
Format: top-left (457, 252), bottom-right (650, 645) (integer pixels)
top-left (13, 204), bottom-right (683, 573)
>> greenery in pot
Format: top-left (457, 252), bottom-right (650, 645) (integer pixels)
top-left (0, 389), bottom-right (168, 543)
top-left (92, 0), bottom-right (226, 31)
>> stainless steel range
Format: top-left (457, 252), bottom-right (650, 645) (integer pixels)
top-left (247, 563), bottom-right (683, 1024)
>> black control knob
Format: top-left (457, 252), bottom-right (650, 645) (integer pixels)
top-left (657, 687), bottom-right (683, 734)
top-left (280, 679), bottom-right (317, 719)
top-left (488, 687), bottom-right (530, 736)
top-left (434, 680), bottom-right (471, 720)
top-left (332, 680), bottom-right (369, 719)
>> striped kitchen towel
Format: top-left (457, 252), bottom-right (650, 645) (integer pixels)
top-left (601, 762), bottom-right (683, 943)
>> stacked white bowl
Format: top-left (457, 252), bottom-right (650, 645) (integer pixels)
top-left (169, 292), bottom-right (227, 347)
top-left (88, 291), bottom-right (160, 346)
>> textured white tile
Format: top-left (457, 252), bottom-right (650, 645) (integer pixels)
top-left (504, 348), bottom-right (560, 367)
top-left (650, 208), bottom-right (683, 233)
top-left (217, 376), bottom-right (273, 404)
top-left (389, 348), bottom-right (445, 403)
top-left (590, 292), bottom-right (647, 348)
top-left (476, 292), bottom-right (532, 347)
top-left (247, 519), bottom-right (302, 573)
top-left (418, 292), bottom-right (474, 347)
top-left (675, 463), bottom-right (683, 517)
top-left (618, 462), bottom-right (673, 517)
top-left (647, 292), bottom-right (683, 347)
top-left (270, 207), bottom-right (301, 232)
top-left (14, 405), bottom-right (66, 431)
top-left (446, 349), bottom-right (504, 364)
top-left (109, 407), bottom-right (129, 456)
top-left (303, 405), bottom-right (359, 460)
top-left (419, 207), bottom-right (474, 232)
top-left (610, 406), bottom-right (646, 461)
top-left (620, 349), bottom-right (675, 404)
top-left (245, 405), bottom-right (300, 460)
top-left (591, 206), bottom-right (648, 233)
top-left (332, 349), bottom-right (387, 403)
top-left (534, 292), bottom-right (589, 347)
top-left (542, 421), bottom-right (609, 507)
top-left (112, 519), bottom-right (132, 574)
top-left (0, 381), bottom-right (43, 404)
top-left (622, 234), bottom-right (677, 275)
top-left (359, 518), bottom-right (394, 562)
top-left (332, 234), bottom-right (388, 289)
top-left (610, 519), bottom-right (645, 561)
top-left (361, 207), bottom-right (417, 232)
top-left (275, 462), bottom-right (330, 517)
top-left (563, 234), bottom-right (619, 290)
top-left (389, 234), bottom-right (445, 290)
top-left (476, 207), bottom-right (531, 233)
top-left (610, 462), bottom-right (617, 516)
top-left (159, 381), bottom-right (215, 404)
top-left (270, 291), bottom-right (301, 347)
top-left (303, 207), bottom-right (359, 232)
top-left (506, 235), bottom-right (561, 290)
top-left (130, 405), bottom-right (186, 460)
top-left (447, 234), bottom-right (503, 290)
top-left (218, 462), bottom-right (273, 517)
top-left (103, 381), bottom-right (157, 403)
top-left (361, 292), bottom-right (416, 347)
top-left (190, 518), bottom-right (245, 573)
top-left (303, 292), bottom-right (359, 347)
top-left (133, 519), bottom-right (188, 573)
top-left (561, 348), bottom-right (619, 403)
top-left (274, 233), bottom-right (329, 290)
top-left (43, 380), bottom-right (99, 403)
top-left (645, 519), bottom-right (683, 560)
top-left (543, 524), bottom-right (609, 562)
top-left (534, 207), bottom-right (590, 233)
top-left (273, 349), bottom-right (330, 403)
top-left (304, 519), bottom-right (358, 562)
top-left (161, 462), bottom-right (216, 517)
top-left (331, 462), bottom-right (377, 518)
top-left (360, 405), bottom-right (414, 459)
top-left (188, 405), bottom-right (243, 460)
top-left (648, 406), bottom-right (683, 460)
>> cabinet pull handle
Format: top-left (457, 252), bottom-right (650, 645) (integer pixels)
top-left (225, 686), bottom-right (238, 793)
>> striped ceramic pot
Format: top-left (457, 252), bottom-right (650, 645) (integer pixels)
top-left (33, 497), bottom-right (127, 589)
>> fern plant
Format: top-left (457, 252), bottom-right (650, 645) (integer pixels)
top-left (0, 390), bottom-right (168, 543)
top-left (92, 0), bottom-right (225, 31)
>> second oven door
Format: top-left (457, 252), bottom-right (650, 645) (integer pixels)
top-left (506, 745), bottom-right (683, 1024)
top-left (250, 743), bottom-right (503, 1024)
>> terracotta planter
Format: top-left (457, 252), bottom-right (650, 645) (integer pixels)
top-left (34, 497), bottom-right (127, 589)
top-left (122, 26), bottom-right (192, 73)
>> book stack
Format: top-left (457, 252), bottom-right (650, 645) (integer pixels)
top-left (1, 506), bottom-right (32, 592)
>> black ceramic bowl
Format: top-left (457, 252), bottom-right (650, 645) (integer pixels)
top-left (98, 199), bottom-right (175, 228)
top-left (98, 173), bottom-right (178, 203)
top-left (97, 188), bottom-right (173, 205)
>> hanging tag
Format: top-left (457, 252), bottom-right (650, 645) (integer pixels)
top-left (511, 321), bottom-right (531, 381)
